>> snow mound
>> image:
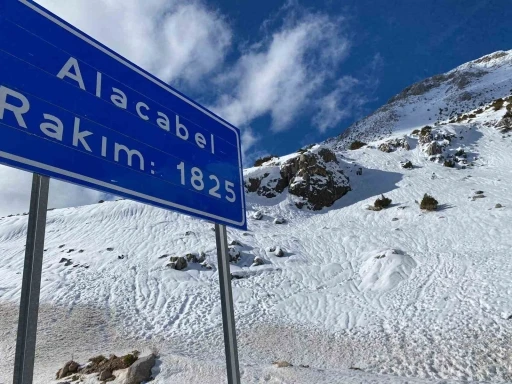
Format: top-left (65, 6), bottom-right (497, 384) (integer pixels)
top-left (359, 249), bottom-right (417, 292)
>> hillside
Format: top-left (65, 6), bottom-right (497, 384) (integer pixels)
top-left (0, 51), bottom-right (512, 383)
top-left (330, 50), bottom-right (512, 148)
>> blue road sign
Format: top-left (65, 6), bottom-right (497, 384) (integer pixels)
top-left (0, 0), bottom-right (246, 229)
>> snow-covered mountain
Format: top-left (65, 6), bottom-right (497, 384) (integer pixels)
top-left (331, 50), bottom-right (512, 148)
top-left (1, 51), bottom-right (512, 384)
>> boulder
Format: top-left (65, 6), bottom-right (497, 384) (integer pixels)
top-left (228, 247), bottom-right (241, 263)
top-left (197, 252), bottom-right (206, 263)
top-left (252, 257), bottom-right (264, 266)
top-left (56, 361), bottom-right (79, 379)
top-left (401, 160), bottom-right (413, 169)
top-left (169, 256), bottom-right (187, 270)
top-left (125, 354), bottom-right (156, 384)
top-left (424, 141), bottom-right (443, 156)
top-left (273, 217), bottom-right (286, 225)
top-left (99, 369), bottom-right (113, 381)
top-left (251, 211), bottom-right (263, 220)
top-left (267, 246), bottom-right (284, 257)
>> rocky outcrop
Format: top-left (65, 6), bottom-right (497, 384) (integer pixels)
top-left (245, 147), bottom-right (351, 210)
top-left (378, 137), bottom-right (410, 153)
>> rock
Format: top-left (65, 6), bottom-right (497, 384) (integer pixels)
top-left (198, 252), bottom-right (206, 263)
top-left (99, 369), bottom-right (113, 381)
top-left (201, 261), bottom-right (213, 269)
top-left (273, 217), bottom-right (286, 224)
top-left (228, 247), bottom-right (241, 263)
top-left (251, 210), bottom-right (263, 220)
top-left (472, 195), bottom-right (485, 200)
top-left (169, 256), bottom-right (187, 270)
top-left (56, 361), bottom-right (79, 379)
top-left (252, 257), bottom-right (264, 266)
top-left (185, 253), bottom-right (198, 263)
top-left (244, 147), bottom-right (351, 210)
top-left (392, 218), bottom-right (399, 221)
top-left (378, 137), bottom-right (411, 153)
top-left (401, 160), bottom-right (413, 169)
top-left (318, 148), bottom-right (338, 163)
top-left (125, 354), bottom-right (156, 384)
top-left (273, 360), bottom-right (293, 368)
top-left (229, 240), bottom-right (242, 246)
top-left (424, 141), bottom-right (442, 156)
top-left (475, 190), bottom-right (484, 195)
top-left (106, 248), bottom-right (114, 251)
top-left (495, 203), bottom-right (503, 208)
top-left (378, 142), bottom-right (393, 153)
top-left (267, 246), bottom-right (284, 257)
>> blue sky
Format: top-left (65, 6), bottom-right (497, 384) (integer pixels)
top-left (207, 0), bottom-right (512, 163)
top-left (38, 0), bottom-right (512, 165)
top-left (0, 0), bottom-right (510, 215)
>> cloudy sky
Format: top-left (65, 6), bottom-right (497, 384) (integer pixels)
top-left (0, 0), bottom-right (511, 216)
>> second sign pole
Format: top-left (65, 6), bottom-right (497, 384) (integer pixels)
top-left (215, 223), bottom-right (241, 384)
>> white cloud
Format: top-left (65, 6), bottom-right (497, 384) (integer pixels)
top-left (37, 0), bottom-right (232, 86)
top-left (312, 76), bottom-right (363, 133)
top-left (213, 11), bottom-right (350, 133)
top-left (313, 54), bottom-right (384, 132)
top-left (0, 166), bottom-right (105, 216)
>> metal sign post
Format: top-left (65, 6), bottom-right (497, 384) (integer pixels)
top-left (215, 224), bottom-right (241, 384)
top-left (12, 174), bottom-right (50, 384)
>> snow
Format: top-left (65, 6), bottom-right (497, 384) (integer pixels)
top-left (1, 57), bottom-right (512, 383)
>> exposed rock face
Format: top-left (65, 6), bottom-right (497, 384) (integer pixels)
top-left (245, 147), bottom-right (351, 210)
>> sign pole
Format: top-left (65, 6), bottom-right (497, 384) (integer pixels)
top-left (215, 224), bottom-right (241, 384)
top-left (13, 174), bottom-right (50, 384)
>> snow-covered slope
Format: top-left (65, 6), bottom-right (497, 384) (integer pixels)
top-left (331, 50), bottom-right (512, 148)
top-left (1, 52), bottom-right (512, 384)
